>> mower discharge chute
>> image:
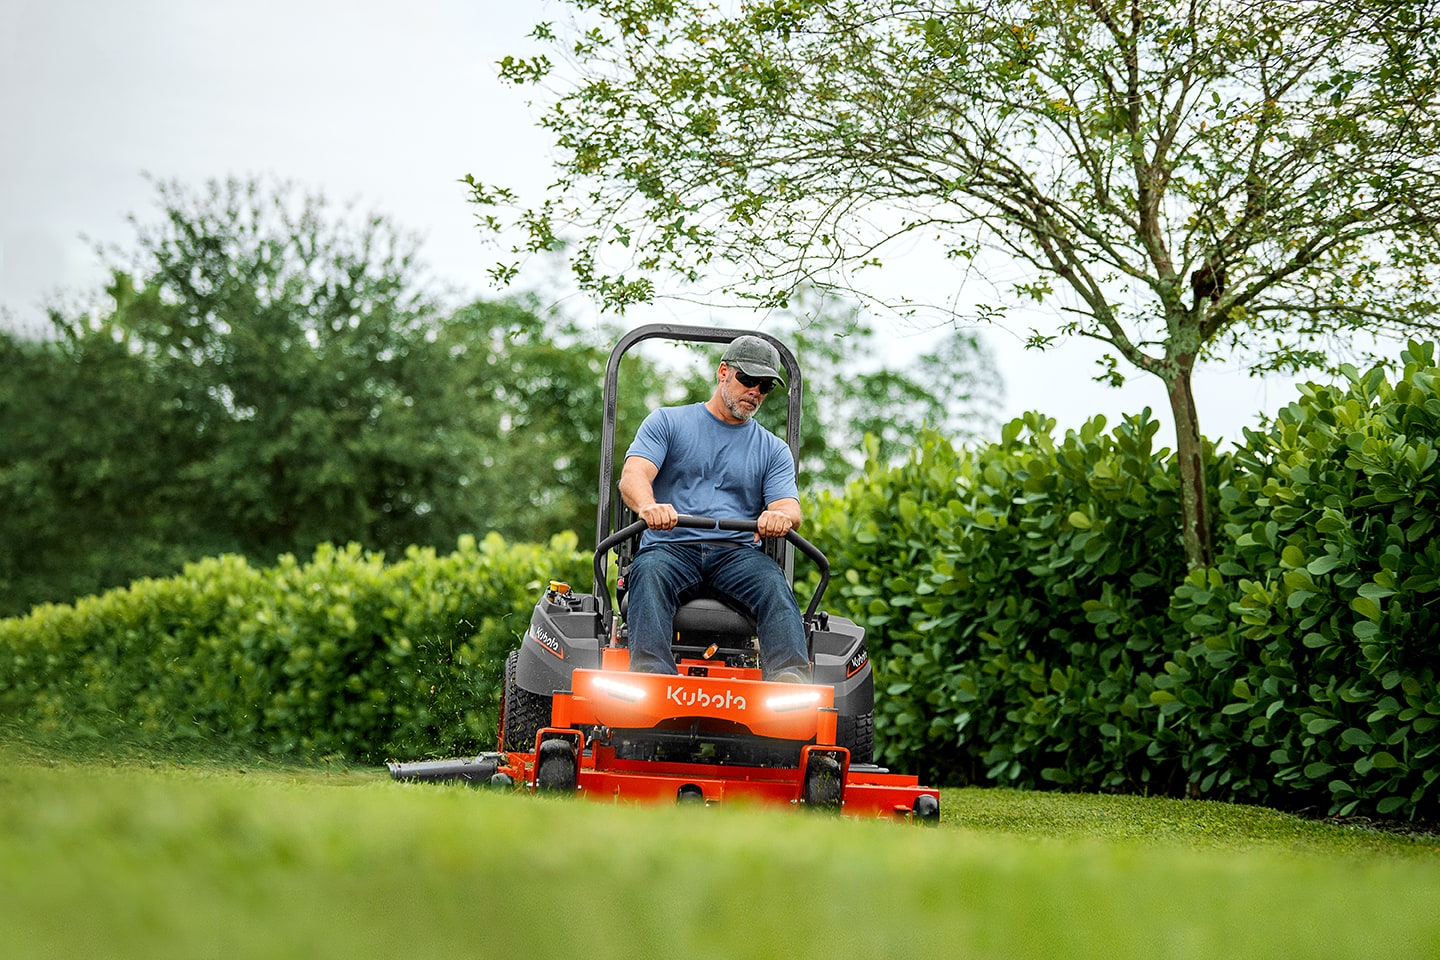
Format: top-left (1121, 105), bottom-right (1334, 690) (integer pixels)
top-left (389, 324), bottom-right (939, 822)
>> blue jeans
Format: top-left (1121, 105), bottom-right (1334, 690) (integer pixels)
top-left (625, 541), bottom-right (810, 679)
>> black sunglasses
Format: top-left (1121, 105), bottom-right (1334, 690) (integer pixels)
top-left (733, 370), bottom-right (777, 395)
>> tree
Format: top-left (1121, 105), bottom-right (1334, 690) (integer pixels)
top-left (471, 0), bottom-right (1440, 569)
top-left (0, 327), bottom-right (201, 616)
top-left (3, 177), bottom-right (667, 615)
top-left (445, 299), bottom-right (676, 540)
top-left (100, 176), bottom-right (494, 559)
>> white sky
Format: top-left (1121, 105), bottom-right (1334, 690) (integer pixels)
top-left (0, 0), bottom-right (1316, 450)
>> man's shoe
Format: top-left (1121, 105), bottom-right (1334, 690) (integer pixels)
top-left (773, 669), bottom-right (809, 683)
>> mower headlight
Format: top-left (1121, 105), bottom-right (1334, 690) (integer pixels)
top-left (766, 690), bottom-right (822, 713)
top-left (592, 676), bottom-right (647, 702)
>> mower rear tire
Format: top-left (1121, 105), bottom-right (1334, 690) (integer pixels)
top-left (500, 650), bottom-right (552, 753)
top-left (837, 710), bottom-right (874, 765)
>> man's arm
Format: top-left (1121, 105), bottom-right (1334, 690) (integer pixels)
top-left (619, 455), bottom-right (678, 530)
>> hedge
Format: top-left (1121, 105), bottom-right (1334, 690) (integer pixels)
top-left (0, 534), bottom-right (588, 762)
top-left (806, 412), bottom-right (1193, 793)
top-left (808, 342), bottom-right (1440, 819)
top-left (1165, 342), bottom-right (1440, 817)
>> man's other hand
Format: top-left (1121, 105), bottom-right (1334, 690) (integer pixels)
top-left (754, 509), bottom-right (795, 540)
top-left (639, 502), bottom-right (679, 530)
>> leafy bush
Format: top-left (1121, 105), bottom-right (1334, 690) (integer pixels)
top-left (809, 413), bottom-right (1190, 791)
top-left (1166, 342), bottom-right (1440, 817)
top-left (0, 534), bottom-right (588, 762)
top-left (809, 343), bottom-right (1440, 819)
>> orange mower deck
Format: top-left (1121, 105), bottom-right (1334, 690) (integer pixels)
top-left (392, 660), bottom-right (939, 822)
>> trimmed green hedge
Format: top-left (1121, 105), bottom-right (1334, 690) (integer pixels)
top-left (809, 342), bottom-right (1440, 820)
top-left (807, 413), bottom-right (1192, 793)
top-left (0, 534), bottom-right (588, 762)
top-left (1165, 343), bottom-right (1440, 817)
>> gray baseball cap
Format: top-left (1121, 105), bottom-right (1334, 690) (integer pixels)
top-left (720, 335), bottom-right (785, 384)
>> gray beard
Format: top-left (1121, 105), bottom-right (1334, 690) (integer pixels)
top-left (724, 395), bottom-right (755, 422)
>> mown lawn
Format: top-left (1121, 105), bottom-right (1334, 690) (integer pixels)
top-left (3, 747), bottom-right (1437, 960)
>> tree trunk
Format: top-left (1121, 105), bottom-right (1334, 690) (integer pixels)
top-left (1165, 361), bottom-right (1214, 571)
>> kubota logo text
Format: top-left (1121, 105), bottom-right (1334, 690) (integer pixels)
top-left (666, 685), bottom-right (747, 711)
top-left (530, 627), bottom-right (564, 658)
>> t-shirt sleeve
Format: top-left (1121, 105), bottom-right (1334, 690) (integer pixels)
top-left (762, 439), bottom-right (800, 505)
top-left (625, 408), bottom-right (669, 470)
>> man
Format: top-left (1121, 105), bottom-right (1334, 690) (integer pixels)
top-left (618, 334), bottom-right (811, 681)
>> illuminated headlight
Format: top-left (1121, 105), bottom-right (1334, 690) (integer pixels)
top-left (766, 690), bottom-right (822, 712)
top-left (592, 677), bottom-right (646, 702)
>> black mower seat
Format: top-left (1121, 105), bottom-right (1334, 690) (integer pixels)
top-left (620, 589), bottom-right (758, 639)
top-left (672, 596), bottom-right (756, 637)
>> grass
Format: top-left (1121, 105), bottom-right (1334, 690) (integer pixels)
top-left (3, 743), bottom-right (1439, 960)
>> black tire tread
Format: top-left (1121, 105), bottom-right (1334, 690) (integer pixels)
top-left (500, 649), bottom-right (552, 752)
top-left (803, 754), bottom-right (843, 808)
top-left (837, 710), bottom-right (874, 765)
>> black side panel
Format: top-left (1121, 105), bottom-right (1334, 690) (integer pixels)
top-left (514, 593), bottom-right (604, 696)
top-left (810, 615), bottom-right (874, 718)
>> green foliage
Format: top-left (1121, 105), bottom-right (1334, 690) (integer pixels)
top-left (0, 535), bottom-right (589, 762)
top-left (809, 412), bottom-right (1189, 791)
top-left (0, 329), bottom-right (204, 611)
top-left (0, 177), bottom-right (673, 616)
top-left (1165, 341), bottom-right (1440, 817)
top-left (482, 0), bottom-right (1440, 374)
top-left (479, 0), bottom-right (1440, 571)
top-left (428, 300), bottom-right (671, 544)
top-left (99, 176), bottom-right (484, 560)
top-left (808, 343), bottom-right (1440, 820)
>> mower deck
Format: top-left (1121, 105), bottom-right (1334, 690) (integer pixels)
top-left (505, 745), bottom-right (939, 820)
top-left (392, 662), bottom-right (939, 823)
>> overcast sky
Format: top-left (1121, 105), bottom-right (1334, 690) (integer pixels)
top-left (1, 0), bottom-right (1315, 448)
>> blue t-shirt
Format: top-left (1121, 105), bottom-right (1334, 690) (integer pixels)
top-left (626, 402), bottom-right (799, 549)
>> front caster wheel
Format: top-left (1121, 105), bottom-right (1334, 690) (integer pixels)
top-left (802, 753), bottom-right (843, 810)
top-left (535, 738), bottom-right (577, 793)
top-left (913, 793), bottom-right (940, 824)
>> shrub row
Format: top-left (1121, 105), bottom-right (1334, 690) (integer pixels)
top-left (807, 413), bottom-right (1193, 793)
top-left (810, 342), bottom-right (1440, 819)
top-left (1165, 345), bottom-right (1440, 817)
top-left (0, 534), bottom-right (588, 762)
